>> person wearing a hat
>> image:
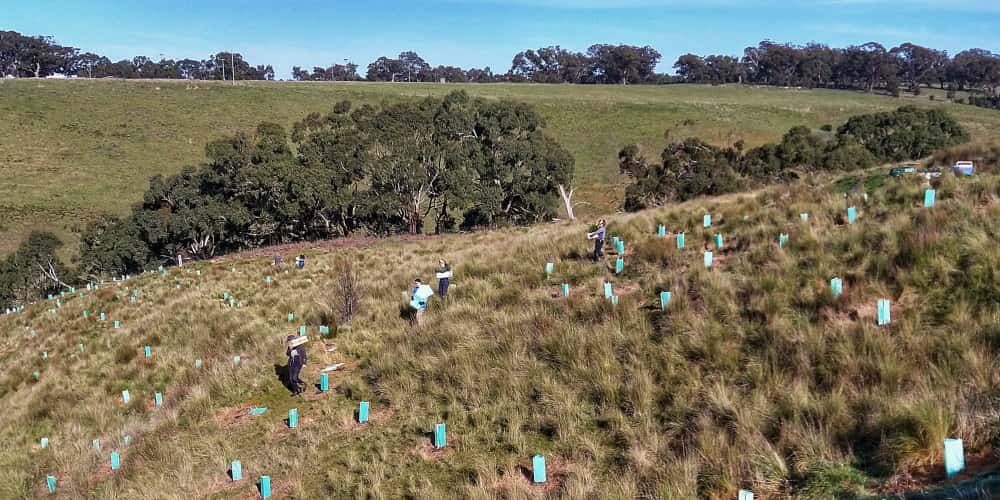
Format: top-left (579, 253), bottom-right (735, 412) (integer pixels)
top-left (285, 334), bottom-right (308, 396)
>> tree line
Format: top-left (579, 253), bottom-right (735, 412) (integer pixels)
top-left (674, 41), bottom-right (1000, 97)
top-left (8, 29), bottom-right (996, 97)
top-left (619, 106), bottom-right (970, 211)
top-left (0, 30), bottom-right (273, 80)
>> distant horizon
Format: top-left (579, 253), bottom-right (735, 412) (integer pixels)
top-left (6, 0), bottom-right (1000, 79)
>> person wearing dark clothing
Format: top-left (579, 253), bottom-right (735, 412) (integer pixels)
top-left (436, 259), bottom-right (452, 298)
top-left (587, 219), bottom-right (607, 261)
top-left (286, 335), bottom-right (307, 396)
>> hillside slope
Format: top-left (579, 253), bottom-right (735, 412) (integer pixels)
top-left (4, 79), bottom-right (1000, 257)
top-left (1, 168), bottom-right (998, 499)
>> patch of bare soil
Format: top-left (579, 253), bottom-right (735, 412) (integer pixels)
top-left (878, 447), bottom-right (998, 495)
top-left (212, 405), bottom-right (263, 430)
top-left (270, 416), bottom-right (316, 438)
top-left (338, 407), bottom-right (395, 432)
top-left (496, 455), bottom-right (571, 496)
top-left (413, 435), bottom-right (460, 461)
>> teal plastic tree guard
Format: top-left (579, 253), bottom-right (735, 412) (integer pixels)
top-left (779, 233), bottom-right (789, 248)
top-left (92, 439), bottom-right (100, 450)
top-left (194, 359), bottom-right (202, 368)
top-left (561, 284), bottom-right (570, 297)
top-left (924, 189), bottom-right (936, 208)
top-left (877, 299), bottom-right (891, 326)
top-left (657, 224), bottom-right (666, 237)
top-left (532, 455), bottom-right (547, 483)
top-left (660, 291), bottom-right (671, 310)
top-left (233, 356), bottom-right (241, 365)
top-left (847, 206), bottom-right (857, 224)
top-left (703, 214), bottom-right (711, 227)
top-left (545, 262), bottom-right (554, 275)
top-left (287, 313), bottom-right (294, 322)
top-left (231, 460), bottom-right (242, 481)
top-left (123, 435), bottom-right (131, 446)
top-left (100, 312), bottom-right (106, 321)
top-left (288, 408), bottom-right (298, 428)
top-left (40, 437), bottom-right (49, 448)
top-left (603, 282), bottom-right (613, 299)
top-left (320, 373), bottom-right (329, 392)
top-left (121, 390), bottom-right (130, 404)
top-left (260, 475), bottom-right (272, 498)
top-left (616, 240), bottom-right (625, 255)
top-left (800, 213), bottom-right (809, 222)
top-left (155, 392), bottom-right (163, 407)
top-left (114, 320), bottom-right (120, 329)
top-left (704, 251), bottom-right (713, 268)
top-left (615, 258), bottom-right (624, 274)
top-left (677, 233), bottom-right (685, 248)
top-left (714, 233), bottom-right (723, 249)
top-left (223, 292), bottom-right (229, 300)
top-left (110, 451), bottom-right (120, 470)
top-left (359, 401), bottom-right (370, 423)
top-left (46, 475), bottom-right (57, 493)
top-left (830, 278), bottom-right (843, 297)
top-left (144, 346), bottom-right (151, 358)
top-left (610, 295), bottom-right (619, 305)
top-left (738, 490), bottom-right (754, 500)
top-left (319, 325), bottom-right (330, 335)
top-left (82, 310), bottom-right (88, 319)
top-left (944, 438), bottom-right (965, 479)
top-left (434, 423), bottom-right (447, 449)
top-left (298, 325), bottom-right (306, 335)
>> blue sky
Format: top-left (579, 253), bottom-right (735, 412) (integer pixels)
top-left (6, 0), bottom-right (999, 79)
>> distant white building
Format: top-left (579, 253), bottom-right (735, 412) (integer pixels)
top-left (44, 73), bottom-right (68, 79)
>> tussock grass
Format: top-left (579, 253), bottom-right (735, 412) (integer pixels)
top-left (1, 169), bottom-right (999, 498)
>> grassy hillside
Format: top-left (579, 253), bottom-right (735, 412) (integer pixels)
top-left (3, 78), bottom-right (1000, 258)
top-left (2, 166), bottom-right (998, 498)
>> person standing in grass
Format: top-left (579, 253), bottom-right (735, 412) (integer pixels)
top-left (410, 278), bottom-right (434, 326)
top-left (435, 259), bottom-right (452, 298)
top-left (587, 219), bottom-right (607, 261)
top-left (295, 254), bottom-right (305, 270)
top-left (286, 335), bottom-right (307, 396)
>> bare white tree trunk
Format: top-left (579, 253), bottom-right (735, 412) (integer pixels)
top-left (558, 184), bottom-right (575, 220)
